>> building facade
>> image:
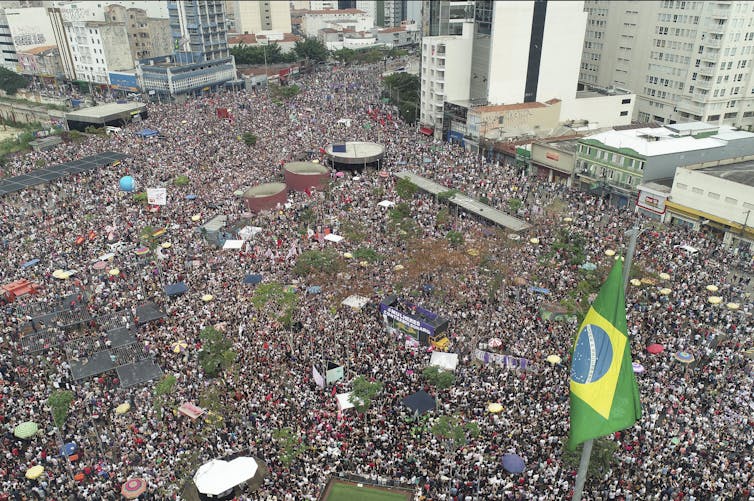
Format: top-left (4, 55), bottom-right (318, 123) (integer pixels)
top-left (105, 5), bottom-right (172, 62)
top-left (65, 21), bottom-right (133, 84)
top-left (168, 0), bottom-right (229, 61)
top-left (16, 45), bottom-right (63, 77)
top-left (300, 9), bottom-right (372, 38)
top-left (227, 0), bottom-right (291, 34)
top-left (422, 0), bottom-right (475, 37)
top-left (580, 0), bottom-right (754, 129)
top-left (137, 54), bottom-right (236, 96)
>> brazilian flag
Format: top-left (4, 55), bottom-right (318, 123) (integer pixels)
top-left (567, 259), bottom-right (641, 450)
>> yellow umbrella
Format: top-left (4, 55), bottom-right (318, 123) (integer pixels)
top-left (708, 296), bottom-right (723, 305)
top-left (359, 261), bottom-right (369, 267)
top-left (201, 294), bottom-right (214, 302)
top-left (546, 354), bottom-right (562, 364)
top-left (467, 248), bottom-right (480, 256)
top-left (343, 252), bottom-right (353, 259)
top-left (563, 217), bottom-right (573, 222)
top-left (658, 272), bottom-right (671, 280)
top-left (181, 120), bottom-right (187, 124)
top-left (172, 340), bottom-right (188, 353)
top-left (191, 214), bottom-right (201, 222)
top-left (605, 249), bottom-right (615, 256)
top-left (726, 302), bottom-right (740, 310)
top-left (108, 268), bottom-right (120, 276)
top-left (25, 465), bottom-right (44, 480)
top-left (115, 403), bottom-right (131, 415)
top-left (630, 279), bottom-right (642, 286)
top-left (161, 242), bottom-right (172, 249)
top-left (529, 238), bottom-right (540, 244)
top-left (659, 288), bottom-right (672, 296)
top-left (487, 403), bottom-right (503, 414)
top-left (393, 264), bottom-right (404, 271)
top-left (52, 269), bottom-right (68, 279)
top-left (705, 284), bottom-right (718, 292)
top-left (641, 277), bottom-right (657, 285)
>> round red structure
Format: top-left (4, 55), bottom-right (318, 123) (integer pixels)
top-left (242, 182), bottom-right (287, 213)
top-left (283, 161), bottom-right (329, 192)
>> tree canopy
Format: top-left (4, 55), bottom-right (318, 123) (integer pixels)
top-left (0, 68), bottom-right (27, 95)
top-left (383, 72), bottom-right (420, 123)
top-left (231, 43), bottom-right (297, 65)
top-left (293, 38), bottom-right (329, 63)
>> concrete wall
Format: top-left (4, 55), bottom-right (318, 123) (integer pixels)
top-left (670, 167), bottom-right (754, 226)
top-left (536, 1), bottom-right (585, 103)
top-left (0, 100), bottom-right (63, 127)
top-left (645, 136), bottom-right (754, 182)
top-left (101, 24), bottom-right (134, 71)
top-left (559, 92), bottom-right (635, 127)
top-left (531, 143), bottom-right (576, 175)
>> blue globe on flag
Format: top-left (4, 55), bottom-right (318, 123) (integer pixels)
top-left (119, 176), bottom-right (135, 192)
top-left (571, 324), bottom-right (613, 384)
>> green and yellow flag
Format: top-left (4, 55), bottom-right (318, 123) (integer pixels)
top-left (567, 259), bottom-right (641, 450)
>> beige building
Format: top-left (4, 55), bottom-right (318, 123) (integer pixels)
top-left (466, 100), bottom-right (563, 144)
top-left (530, 140), bottom-right (580, 186)
top-left (105, 5), bottom-right (172, 61)
top-left (16, 45), bottom-right (63, 77)
top-left (226, 0), bottom-right (291, 35)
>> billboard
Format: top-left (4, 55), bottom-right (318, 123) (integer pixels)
top-left (379, 296), bottom-right (448, 345)
top-left (5, 8), bottom-right (56, 52)
top-left (109, 72), bottom-right (140, 92)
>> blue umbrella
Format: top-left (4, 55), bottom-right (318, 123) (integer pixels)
top-left (60, 442), bottom-right (78, 457)
top-left (186, 194), bottom-right (197, 200)
top-left (422, 284), bottom-right (434, 293)
top-left (306, 286), bottom-right (322, 294)
top-left (502, 453), bottom-right (526, 473)
top-left (529, 286), bottom-right (551, 295)
top-left (21, 258), bottom-right (40, 269)
top-left (243, 274), bottom-right (263, 285)
top-left (580, 262), bottom-right (597, 271)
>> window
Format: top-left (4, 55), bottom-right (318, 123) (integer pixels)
top-left (725, 196), bottom-right (737, 204)
top-left (692, 187), bottom-right (704, 195)
top-left (708, 192), bottom-right (720, 200)
top-left (677, 183), bottom-right (688, 190)
top-left (620, 110), bottom-right (629, 116)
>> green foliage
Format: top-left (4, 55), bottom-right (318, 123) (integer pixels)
top-left (389, 202), bottom-right (411, 222)
top-left (48, 390), bottom-right (74, 429)
top-left (241, 132), bottom-right (257, 146)
top-left (293, 38), bottom-right (329, 62)
top-left (273, 427), bottom-right (308, 465)
top-left (395, 178), bottom-right (418, 199)
top-left (508, 198), bottom-right (523, 213)
top-left (436, 207), bottom-right (450, 226)
top-left (487, 271), bottom-right (504, 302)
top-left (340, 219), bottom-right (367, 243)
top-left (252, 282), bottom-right (299, 328)
top-left (331, 48), bottom-right (357, 64)
top-left (270, 84), bottom-right (301, 101)
top-left (349, 376), bottom-right (383, 414)
top-left (437, 189), bottom-right (460, 202)
top-left (293, 249), bottom-right (342, 277)
top-left (430, 415), bottom-right (480, 450)
top-left (549, 228), bottom-right (587, 265)
top-left (299, 207), bottom-right (315, 226)
top-left (63, 130), bottom-right (85, 142)
top-left (382, 72), bottom-right (420, 123)
top-left (198, 326), bottom-right (237, 377)
top-left (446, 230), bottom-right (464, 247)
top-left (84, 125), bottom-right (106, 135)
top-left (153, 374), bottom-right (177, 419)
top-left (173, 175), bottom-right (189, 186)
top-left (0, 67), bottom-right (28, 95)
top-left (231, 42), bottom-right (296, 65)
top-left (561, 438), bottom-right (619, 481)
top-left (138, 225), bottom-right (160, 251)
top-left (353, 247), bottom-right (383, 263)
top-left (479, 195), bottom-right (489, 205)
top-left (422, 366), bottom-right (455, 390)
top-left (133, 192), bottom-right (148, 203)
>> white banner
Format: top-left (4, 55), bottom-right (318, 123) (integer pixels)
top-left (147, 188), bottom-right (167, 205)
top-left (312, 366), bottom-right (325, 388)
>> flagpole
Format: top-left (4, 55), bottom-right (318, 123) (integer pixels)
top-left (572, 224), bottom-right (641, 501)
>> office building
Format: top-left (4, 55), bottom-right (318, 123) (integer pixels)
top-left (422, 0), bottom-right (474, 36)
top-left (580, 0), bottom-right (754, 129)
top-left (105, 5), bottom-right (173, 61)
top-left (226, 0), bottom-right (291, 34)
top-left (169, 0), bottom-right (229, 61)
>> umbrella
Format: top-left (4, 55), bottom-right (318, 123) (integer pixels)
top-left (743, 348), bottom-right (754, 359)
top-left (52, 269), bottom-right (69, 280)
top-left (726, 302), bottom-right (740, 310)
top-left (402, 390), bottom-right (436, 415)
top-left (563, 217), bottom-right (573, 222)
top-left (647, 344), bottom-right (664, 354)
top-left (659, 272), bottom-right (671, 280)
top-left (172, 340), bottom-right (188, 353)
top-left (343, 252), bottom-right (353, 259)
top-left (151, 228), bottom-right (166, 238)
top-left (60, 442), bottom-right (78, 457)
top-left (630, 279), bottom-right (642, 286)
top-left (546, 354), bottom-right (562, 365)
top-left (393, 264), bottom-right (404, 271)
top-left (467, 248), bottom-right (480, 256)
top-left (115, 403), bottom-right (131, 415)
top-left (161, 242), bottom-right (172, 248)
top-left (306, 286), bottom-right (322, 294)
top-left (671, 437), bottom-right (681, 445)
top-left (21, 258), bottom-right (40, 269)
top-left (181, 120), bottom-right (188, 124)
top-left (507, 233), bottom-right (520, 240)
top-left (359, 260), bottom-right (369, 267)
top-left (335, 171), bottom-right (345, 178)
top-left (708, 296), bottom-right (723, 305)
top-left (706, 284), bottom-right (718, 292)
top-left (659, 288), bottom-right (672, 296)
top-left (641, 277), bottom-right (656, 285)
top-left (674, 351), bottom-right (695, 364)
top-left (529, 237), bottom-right (540, 244)
top-left (487, 403), bottom-right (503, 413)
top-left (513, 277), bottom-right (527, 286)
top-left (604, 249), bottom-right (616, 256)
top-left (242, 274), bottom-right (263, 285)
top-left (201, 294), bottom-right (214, 302)
top-left (378, 171), bottom-right (389, 178)
top-left (233, 189), bottom-right (244, 196)
top-left (191, 214), bottom-right (201, 222)
top-left (422, 284), bottom-right (434, 293)
top-left (121, 478), bottom-right (147, 499)
top-left (25, 465), bottom-right (44, 480)
top-left (186, 194), bottom-right (197, 200)
top-left (134, 247), bottom-right (149, 256)
top-left (488, 338), bottom-right (502, 349)
top-left (632, 362), bottom-right (645, 374)
top-left (14, 421), bottom-right (38, 439)
top-left (580, 262), bottom-right (597, 271)
top-left (93, 261), bottom-right (107, 270)
top-left (108, 268), bottom-right (120, 276)
top-left (501, 454), bottom-right (526, 473)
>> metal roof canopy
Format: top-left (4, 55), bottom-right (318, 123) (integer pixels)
top-left (394, 171), bottom-right (532, 232)
top-left (65, 102), bottom-right (146, 123)
top-left (0, 151), bottom-right (126, 197)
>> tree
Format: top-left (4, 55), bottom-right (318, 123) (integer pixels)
top-left (445, 230), bottom-right (464, 247)
top-left (252, 282), bottom-right (300, 350)
top-left (293, 38), bottom-right (329, 63)
top-left (173, 175), bottom-right (189, 186)
top-left (431, 415), bottom-right (480, 495)
top-left (382, 72), bottom-right (420, 123)
top-left (48, 390), bottom-right (74, 429)
top-left (198, 326), bottom-right (237, 377)
top-left (153, 374), bottom-right (177, 418)
top-left (508, 197), bottom-right (523, 213)
top-left (395, 178), bottom-right (418, 199)
top-left (0, 67), bottom-right (28, 95)
top-left (270, 83), bottom-right (301, 101)
top-left (562, 437), bottom-right (619, 482)
top-left (437, 189), bottom-right (460, 202)
top-left (353, 247), bottom-right (383, 263)
top-left (241, 132), bottom-right (257, 146)
top-left (273, 427), bottom-right (308, 465)
top-left (349, 376), bottom-right (383, 416)
top-left (422, 366), bottom-right (456, 390)
top-left (292, 249), bottom-right (342, 277)
top-left (331, 48), bottom-right (357, 64)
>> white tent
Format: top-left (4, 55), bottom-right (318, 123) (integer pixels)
top-left (341, 295), bottom-right (369, 310)
top-left (222, 239), bottom-right (244, 250)
top-left (335, 392), bottom-right (355, 411)
top-left (429, 352), bottom-right (459, 372)
top-left (193, 457), bottom-right (258, 497)
top-left (238, 226), bottom-right (263, 241)
top-left (324, 233), bottom-right (344, 243)
top-left (377, 200), bottom-right (395, 208)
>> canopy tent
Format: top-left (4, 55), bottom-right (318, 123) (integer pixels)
top-left (306, 285), bottom-right (322, 294)
top-left (377, 200), bottom-right (395, 208)
top-left (429, 352), bottom-right (459, 372)
top-left (243, 274), bottom-right (263, 285)
top-left (193, 457), bottom-right (258, 497)
top-left (335, 392), bottom-right (359, 411)
top-left (222, 239), bottom-right (245, 250)
top-left (402, 390), bottom-right (436, 415)
top-left (341, 295), bottom-right (369, 309)
top-left (529, 286), bottom-right (550, 295)
top-left (136, 128), bottom-right (159, 138)
top-left (324, 233), bottom-right (344, 243)
top-left (164, 282), bottom-right (188, 297)
top-left (238, 226), bottom-right (263, 240)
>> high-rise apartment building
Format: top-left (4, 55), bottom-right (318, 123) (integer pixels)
top-left (422, 0), bottom-right (475, 36)
top-left (169, 0), bottom-right (228, 61)
top-left (226, 0), bottom-right (291, 34)
top-left (580, 0), bottom-right (754, 129)
top-left (356, 1), bottom-right (406, 27)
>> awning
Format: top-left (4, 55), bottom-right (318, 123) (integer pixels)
top-left (665, 200), bottom-right (754, 236)
top-left (419, 127), bottom-right (434, 136)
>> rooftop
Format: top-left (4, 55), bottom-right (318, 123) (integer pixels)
top-left (17, 45), bottom-right (57, 55)
top-left (227, 33), bottom-right (301, 45)
top-left (474, 101), bottom-right (547, 113)
top-left (300, 8), bottom-right (366, 16)
top-left (541, 139), bottom-right (580, 153)
top-left (697, 160), bottom-right (754, 188)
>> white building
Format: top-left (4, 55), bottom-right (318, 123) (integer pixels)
top-left (559, 86), bottom-right (636, 128)
top-left (580, 0), bottom-right (754, 129)
top-left (5, 7), bottom-right (56, 54)
top-left (300, 9), bottom-right (372, 38)
top-left (227, 0), bottom-right (291, 34)
top-left (665, 165), bottom-right (754, 249)
top-left (0, 8), bottom-right (19, 70)
top-left (307, 1), bottom-right (339, 10)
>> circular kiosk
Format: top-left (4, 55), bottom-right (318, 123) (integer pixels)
top-left (242, 183), bottom-right (287, 213)
top-left (325, 142), bottom-right (385, 171)
top-left (283, 161), bottom-right (329, 192)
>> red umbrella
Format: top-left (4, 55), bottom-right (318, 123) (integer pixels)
top-left (647, 343), bottom-right (664, 354)
top-left (121, 478), bottom-right (147, 499)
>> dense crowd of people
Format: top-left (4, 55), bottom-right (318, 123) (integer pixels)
top-left (0, 62), bottom-right (753, 501)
